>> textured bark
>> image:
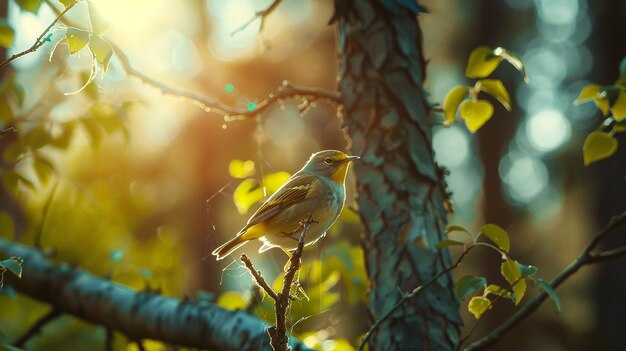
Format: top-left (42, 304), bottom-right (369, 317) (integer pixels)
top-left (0, 238), bottom-right (312, 351)
top-left (335, 0), bottom-right (462, 350)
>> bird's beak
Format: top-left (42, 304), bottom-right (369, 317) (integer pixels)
top-left (343, 155), bottom-right (360, 162)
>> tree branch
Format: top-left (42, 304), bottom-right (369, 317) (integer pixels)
top-left (464, 210), bottom-right (626, 350)
top-left (241, 215), bottom-right (314, 351)
top-left (0, 127), bottom-right (17, 136)
top-left (0, 1), bottom-right (77, 70)
top-left (44, 1), bottom-right (341, 119)
top-left (231, 0), bottom-right (282, 36)
top-left (0, 237), bottom-right (313, 351)
top-left (13, 308), bottom-right (62, 348)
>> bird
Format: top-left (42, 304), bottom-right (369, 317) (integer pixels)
top-left (212, 150), bottom-right (359, 261)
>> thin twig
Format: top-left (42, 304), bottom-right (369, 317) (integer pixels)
top-left (241, 254), bottom-right (279, 302)
top-left (0, 127), bottom-right (17, 136)
top-left (358, 246), bottom-right (475, 351)
top-left (0, 1), bottom-right (77, 70)
top-left (13, 308), bottom-right (62, 347)
top-left (464, 211), bottom-right (626, 350)
top-left (105, 328), bottom-right (113, 351)
top-left (231, 0), bottom-right (283, 36)
top-left (241, 215), bottom-right (315, 351)
top-left (44, 1), bottom-right (341, 119)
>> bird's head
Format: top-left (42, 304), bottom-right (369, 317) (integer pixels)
top-left (303, 150), bottom-right (360, 184)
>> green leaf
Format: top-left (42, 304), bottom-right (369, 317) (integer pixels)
top-left (479, 223), bottom-right (510, 252)
top-left (583, 131), bottom-right (618, 165)
top-left (15, 0), bottom-right (42, 13)
top-left (465, 46), bottom-right (502, 78)
top-left (435, 239), bottom-right (464, 249)
top-left (517, 262), bottom-right (538, 278)
top-left (0, 19), bottom-right (15, 48)
top-left (610, 90), bottom-right (626, 121)
top-left (536, 278), bottom-right (561, 312)
top-left (455, 275), bottom-right (487, 300)
top-left (233, 179), bottom-right (264, 214)
top-left (468, 296), bottom-right (491, 319)
top-left (443, 86), bottom-right (469, 124)
top-left (65, 27), bottom-right (90, 54)
top-left (476, 79), bottom-right (511, 111)
top-left (0, 343), bottom-right (24, 351)
top-left (88, 1), bottom-right (111, 36)
top-left (493, 47), bottom-right (528, 83)
top-left (484, 284), bottom-right (511, 298)
top-left (446, 224), bottom-right (471, 235)
top-left (88, 36), bottom-right (113, 74)
top-left (501, 258), bottom-right (526, 305)
top-left (0, 257), bottom-right (23, 278)
top-left (460, 99), bottom-right (494, 133)
top-left (229, 159), bottom-right (255, 179)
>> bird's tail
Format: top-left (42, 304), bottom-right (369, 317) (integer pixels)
top-left (212, 234), bottom-right (248, 260)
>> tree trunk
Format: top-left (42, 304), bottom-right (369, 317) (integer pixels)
top-left (334, 1), bottom-right (462, 349)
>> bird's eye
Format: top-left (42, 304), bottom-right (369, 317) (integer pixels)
top-left (324, 157), bottom-right (333, 164)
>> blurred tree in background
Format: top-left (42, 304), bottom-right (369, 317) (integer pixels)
top-left (0, 0), bottom-right (625, 351)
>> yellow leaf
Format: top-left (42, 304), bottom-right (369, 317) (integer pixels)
top-left (460, 99), bottom-right (494, 133)
top-left (468, 296), bottom-right (491, 319)
top-left (233, 179), bottom-right (264, 214)
top-left (216, 291), bottom-right (246, 310)
top-left (88, 1), bottom-right (111, 36)
top-left (500, 258), bottom-right (525, 305)
top-left (583, 131), bottom-right (618, 165)
top-left (611, 90), bottom-right (626, 121)
top-left (476, 79), bottom-right (511, 111)
top-left (595, 97), bottom-right (610, 116)
top-left (512, 278), bottom-right (526, 305)
top-left (262, 171), bottom-right (291, 194)
top-left (465, 46), bottom-right (502, 78)
top-left (65, 27), bottom-right (89, 54)
top-left (88, 36), bottom-right (113, 74)
top-left (484, 284), bottom-right (511, 298)
top-left (574, 84), bottom-right (601, 104)
top-left (443, 86), bottom-right (469, 124)
top-left (228, 159), bottom-right (255, 178)
top-left (479, 223), bottom-right (510, 252)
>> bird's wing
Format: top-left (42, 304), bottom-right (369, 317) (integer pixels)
top-left (243, 172), bottom-right (317, 229)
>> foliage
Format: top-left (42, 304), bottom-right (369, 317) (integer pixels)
top-left (575, 56), bottom-right (626, 165)
top-left (443, 46), bottom-right (526, 133)
top-left (441, 224), bottom-right (561, 320)
top-left (0, 256), bottom-right (23, 288)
